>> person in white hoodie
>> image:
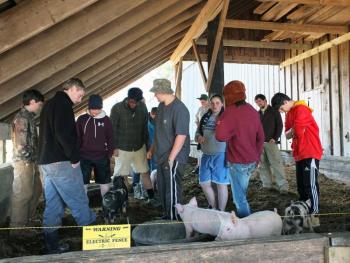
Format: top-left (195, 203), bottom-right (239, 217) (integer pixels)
top-left (76, 94), bottom-right (114, 198)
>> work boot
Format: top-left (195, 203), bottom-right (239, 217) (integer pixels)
top-left (140, 184), bottom-right (148, 199)
top-left (44, 231), bottom-right (70, 254)
top-left (310, 215), bottom-right (320, 227)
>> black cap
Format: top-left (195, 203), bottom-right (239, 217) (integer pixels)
top-left (88, 94), bottom-right (103, 109)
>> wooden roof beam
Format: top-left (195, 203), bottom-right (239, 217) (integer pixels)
top-left (0, 3), bottom-right (202, 119)
top-left (0, 0), bottom-right (98, 55)
top-left (257, 0), bottom-right (350, 6)
top-left (225, 19), bottom-right (349, 34)
top-left (280, 32), bottom-right (350, 68)
top-left (170, 0), bottom-right (223, 65)
top-left (0, 0), bottom-right (200, 105)
top-left (0, 0), bottom-right (146, 85)
top-left (196, 38), bottom-right (312, 50)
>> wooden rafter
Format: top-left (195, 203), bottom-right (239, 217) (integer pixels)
top-left (206, 0), bottom-right (229, 92)
top-left (225, 19), bottom-right (348, 34)
top-left (257, 0), bottom-right (350, 6)
top-left (0, 0), bottom-right (98, 55)
top-left (170, 0), bottom-right (223, 65)
top-left (192, 40), bottom-right (207, 86)
top-left (196, 38), bottom-right (312, 50)
top-left (175, 58), bottom-right (183, 99)
top-left (280, 32), bottom-right (350, 68)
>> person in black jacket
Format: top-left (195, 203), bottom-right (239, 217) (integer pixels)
top-left (38, 78), bottom-right (96, 254)
top-left (255, 94), bottom-right (289, 192)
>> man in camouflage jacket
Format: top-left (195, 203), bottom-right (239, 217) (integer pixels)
top-left (10, 90), bottom-right (44, 227)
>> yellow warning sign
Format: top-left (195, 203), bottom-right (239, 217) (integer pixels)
top-left (82, 224), bottom-right (131, 250)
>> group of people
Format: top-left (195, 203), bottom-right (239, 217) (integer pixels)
top-left (194, 80), bottom-right (322, 221)
top-left (9, 76), bottom-right (322, 254)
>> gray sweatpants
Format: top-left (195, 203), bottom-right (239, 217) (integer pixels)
top-left (157, 160), bottom-right (185, 220)
top-left (259, 142), bottom-right (289, 190)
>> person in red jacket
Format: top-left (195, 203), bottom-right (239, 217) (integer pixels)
top-left (216, 80), bottom-right (265, 217)
top-left (76, 94), bottom-right (114, 199)
top-left (271, 93), bottom-right (322, 219)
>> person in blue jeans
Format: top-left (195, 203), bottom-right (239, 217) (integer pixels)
top-left (195, 94), bottom-right (229, 211)
top-left (38, 78), bottom-right (96, 254)
top-left (216, 81), bottom-right (264, 217)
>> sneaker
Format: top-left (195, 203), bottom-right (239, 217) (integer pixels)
top-left (310, 215), bottom-right (320, 227)
top-left (133, 184), bottom-right (144, 200)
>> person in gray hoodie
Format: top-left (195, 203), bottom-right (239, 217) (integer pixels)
top-left (76, 94), bottom-right (114, 198)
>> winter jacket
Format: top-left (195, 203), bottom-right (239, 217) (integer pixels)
top-left (38, 91), bottom-right (80, 164)
top-left (258, 105), bottom-right (283, 143)
top-left (285, 101), bottom-right (322, 161)
top-left (216, 102), bottom-right (265, 164)
top-left (11, 107), bottom-right (38, 162)
top-left (76, 110), bottom-right (114, 160)
top-left (110, 98), bottom-right (148, 151)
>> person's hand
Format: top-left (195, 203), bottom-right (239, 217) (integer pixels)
top-left (168, 158), bottom-right (174, 170)
top-left (146, 150), bottom-right (153, 160)
top-left (197, 135), bottom-right (205, 144)
top-left (285, 129), bottom-right (294, 140)
top-left (269, 139), bottom-right (276, 144)
top-left (113, 149), bottom-right (119, 157)
top-left (72, 161), bottom-right (80, 169)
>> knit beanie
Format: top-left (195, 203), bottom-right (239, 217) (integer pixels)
top-left (127, 87), bottom-right (143, 102)
top-left (88, 94), bottom-right (103, 109)
top-left (223, 80), bottom-right (246, 107)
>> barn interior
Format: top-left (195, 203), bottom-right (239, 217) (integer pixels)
top-left (0, 0), bottom-right (350, 261)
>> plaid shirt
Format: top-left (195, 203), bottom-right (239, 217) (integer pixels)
top-left (12, 107), bottom-right (38, 162)
top-left (110, 99), bottom-right (149, 151)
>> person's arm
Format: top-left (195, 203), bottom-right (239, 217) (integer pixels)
top-left (54, 102), bottom-right (80, 164)
top-left (256, 121), bottom-right (265, 157)
top-left (169, 104), bottom-right (190, 162)
top-left (215, 109), bottom-right (234, 142)
top-left (12, 116), bottom-right (31, 158)
top-left (293, 106), bottom-right (314, 140)
top-left (168, 135), bottom-right (187, 162)
top-left (110, 105), bottom-right (119, 156)
top-left (76, 116), bottom-right (83, 150)
top-left (273, 110), bottom-right (283, 142)
top-left (105, 117), bottom-right (115, 158)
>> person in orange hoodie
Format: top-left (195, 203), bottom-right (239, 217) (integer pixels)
top-left (271, 93), bottom-right (322, 220)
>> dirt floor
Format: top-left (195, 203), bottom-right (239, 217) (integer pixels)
top-left (0, 158), bottom-right (350, 258)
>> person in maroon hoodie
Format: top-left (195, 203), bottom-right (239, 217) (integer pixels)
top-left (216, 80), bottom-right (264, 217)
top-left (76, 94), bottom-right (114, 198)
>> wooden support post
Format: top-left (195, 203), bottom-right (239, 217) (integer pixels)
top-left (280, 32), bottom-right (350, 68)
top-left (206, 0), bottom-right (229, 95)
top-left (175, 58), bottom-right (183, 99)
top-left (192, 39), bottom-right (207, 87)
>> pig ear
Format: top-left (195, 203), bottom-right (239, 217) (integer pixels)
top-left (231, 211), bottom-right (238, 224)
top-left (189, 197), bottom-right (198, 207)
top-left (175, 204), bottom-right (184, 213)
top-left (305, 199), bottom-right (311, 208)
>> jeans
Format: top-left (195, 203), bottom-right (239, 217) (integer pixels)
top-left (40, 161), bottom-right (96, 234)
top-left (227, 162), bottom-right (256, 218)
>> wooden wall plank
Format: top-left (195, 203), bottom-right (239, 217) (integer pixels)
top-left (291, 49), bottom-right (299, 100)
top-left (339, 41), bottom-right (350, 156)
top-left (329, 34), bottom-right (341, 156)
top-left (320, 36), bottom-right (332, 155)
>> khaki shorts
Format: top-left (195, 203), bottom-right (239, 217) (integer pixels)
top-left (113, 145), bottom-right (149, 176)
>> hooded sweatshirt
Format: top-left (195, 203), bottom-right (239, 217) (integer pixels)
top-left (76, 110), bottom-right (114, 160)
top-left (285, 101), bottom-right (322, 161)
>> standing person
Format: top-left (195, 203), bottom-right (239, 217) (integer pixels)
top-left (254, 94), bottom-right (289, 192)
top-left (192, 94), bottom-right (209, 174)
top-left (216, 80), bottom-right (264, 218)
top-left (110, 87), bottom-right (155, 203)
top-left (38, 78), bottom-right (96, 254)
top-left (271, 92), bottom-right (322, 224)
top-left (76, 94), bottom-right (114, 199)
top-left (195, 94), bottom-right (229, 211)
top-left (147, 79), bottom-right (190, 220)
top-left (10, 90), bottom-right (44, 228)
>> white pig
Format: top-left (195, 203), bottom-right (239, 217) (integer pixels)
top-left (175, 197), bottom-right (233, 239)
top-left (216, 209), bottom-right (282, 241)
top-left (175, 197), bottom-right (282, 241)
